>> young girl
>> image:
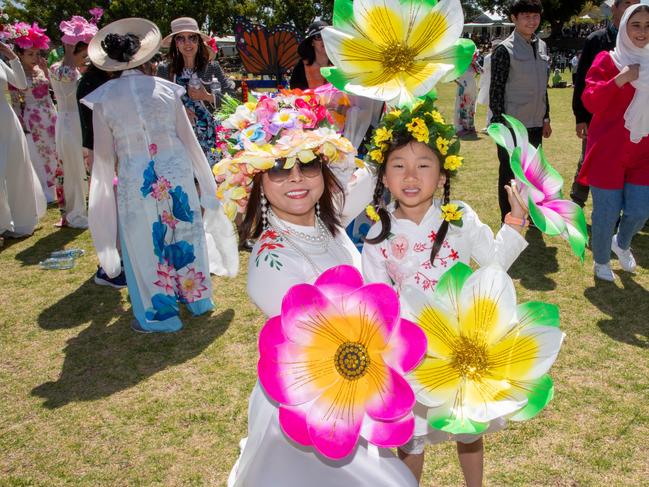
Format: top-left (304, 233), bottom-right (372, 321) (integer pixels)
top-left (361, 99), bottom-right (529, 486)
top-left (577, 3), bottom-right (649, 282)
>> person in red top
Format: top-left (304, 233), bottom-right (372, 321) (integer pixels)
top-left (578, 3), bottom-right (649, 282)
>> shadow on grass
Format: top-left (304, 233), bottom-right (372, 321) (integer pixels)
top-left (509, 228), bottom-right (558, 291)
top-left (584, 273), bottom-right (649, 349)
top-left (32, 285), bottom-right (234, 408)
top-left (12, 227), bottom-right (85, 265)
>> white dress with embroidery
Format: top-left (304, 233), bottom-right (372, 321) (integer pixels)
top-left (228, 168), bottom-right (418, 487)
top-left (82, 70), bottom-right (238, 331)
top-left (50, 62), bottom-right (88, 228)
top-left (0, 58), bottom-right (45, 236)
top-left (362, 200), bottom-right (528, 446)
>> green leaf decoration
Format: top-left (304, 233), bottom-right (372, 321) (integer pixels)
top-left (509, 375), bottom-right (554, 422)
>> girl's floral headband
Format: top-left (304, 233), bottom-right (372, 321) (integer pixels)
top-left (366, 97), bottom-right (463, 174)
top-left (213, 91), bottom-right (356, 220)
top-left (11, 21), bottom-right (50, 50)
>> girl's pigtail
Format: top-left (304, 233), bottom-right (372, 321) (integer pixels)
top-left (429, 174), bottom-right (451, 266)
top-left (364, 175), bottom-right (392, 245)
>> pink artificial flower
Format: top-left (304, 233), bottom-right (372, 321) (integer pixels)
top-left (175, 267), bottom-right (208, 302)
top-left (153, 261), bottom-right (176, 295)
top-left (148, 143), bottom-right (157, 157)
top-left (89, 7), bottom-right (104, 24)
top-left (59, 15), bottom-right (98, 45)
top-left (255, 96), bottom-right (279, 122)
top-left (207, 36), bottom-right (218, 54)
top-left (151, 176), bottom-right (172, 201)
top-left (161, 210), bottom-right (177, 229)
top-left (258, 265), bottom-right (427, 460)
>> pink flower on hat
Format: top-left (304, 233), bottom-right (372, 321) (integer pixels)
top-left (59, 15), bottom-right (98, 45)
top-left (89, 7), bottom-right (104, 24)
top-left (13, 22), bottom-right (50, 50)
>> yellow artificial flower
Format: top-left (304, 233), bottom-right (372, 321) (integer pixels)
top-left (406, 118), bottom-right (430, 143)
top-left (369, 148), bottom-right (385, 164)
top-left (297, 149), bottom-right (317, 163)
top-left (386, 109), bottom-right (402, 121)
top-left (427, 110), bottom-right (446, 124)
top-left (444, 155), bottom-right (463, 171)
top-left (436, 136), bottom-right (451, 156)
top-left (441, 203), bottom-right (463, 222)
top-left (365, 205), bottom-right (380, 222)
top-left (373, 127), bottom-right (393, 145)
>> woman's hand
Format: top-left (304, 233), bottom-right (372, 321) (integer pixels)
top-left (187, 83), bottom-right (212, 102)
top-left (615, 64), bottom-right (640, 87)
top-left (0, 41), bottom-right (17, 61)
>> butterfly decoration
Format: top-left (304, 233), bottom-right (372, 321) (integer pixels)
top-left (488, 115), bottom-right (589, 261)
top-left (234, 17), bottom-right (302, 81)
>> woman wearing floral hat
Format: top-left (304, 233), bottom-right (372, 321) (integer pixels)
top-left (157, 17), bottom-right (235, 167)
top-left (214, 92), bottom-right (416, 486)
top-left (0, 39), bottom-right (46, 238)
top-left (10, 22), bottom-right (59, 203)
top-left (82, 18), bottom-right (238, 333)
top-left (49, 14), bottom-right (97, 228)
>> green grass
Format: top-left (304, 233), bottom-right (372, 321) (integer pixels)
top-left (1, 82), bottom-right (648, 486)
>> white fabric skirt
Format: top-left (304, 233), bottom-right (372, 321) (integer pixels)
top-left (228, 383), bottom-right (418, 487)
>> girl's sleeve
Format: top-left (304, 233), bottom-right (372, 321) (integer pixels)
top-left (582, 52), bottom-right (630, 115)
top-left (465, 204), bottom-right (528, 271)
top-left (5, 58), bottom-right (28, 90)
top-left (339, 165), bottom-right (376, 228)
top-left (361, 239), bottom-right (392, 286)
top-left (88, 104), bottom-right (121, 278)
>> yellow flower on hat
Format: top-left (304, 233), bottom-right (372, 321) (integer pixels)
top-left (436, 136), bottom-right (451, 156)
top-left (406, 118), bottom-right (429, 143)
top-left (427, 110), bottom-right (445, 124)
top-left (444, 155), bottom-right (463, 171)
top-left (373, 127), bottom-right (393, 146)
top-left (369, 148), bottom-right (385, 163)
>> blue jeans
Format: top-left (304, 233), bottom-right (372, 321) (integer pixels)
top-left (590, 184), bottom-right (649, 264)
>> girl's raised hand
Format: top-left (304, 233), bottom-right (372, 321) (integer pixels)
top-left (615, 64), bottom-right (640, 87)
top-left (505, 180), bottom-right (528, 220)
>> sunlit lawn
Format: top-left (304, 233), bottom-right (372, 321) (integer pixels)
top-left (1, 81), bottom-right (648, 486)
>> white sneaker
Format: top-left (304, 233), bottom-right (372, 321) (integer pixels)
top-left (594, 262), bottom-right (615, 282)
top-left (611, 234), bottom-right (637, 273)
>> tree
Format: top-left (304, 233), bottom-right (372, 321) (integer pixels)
top-left (474, 0), bottom-right (590, 37)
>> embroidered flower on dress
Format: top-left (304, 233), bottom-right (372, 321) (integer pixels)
top-left (390, 235), bottom-right (409, 260)
top-left (175, 266), bottom-right (208, 303)
top-left (153, 261), bottom-right (177, 295)
top-left (161, 210), bottom-right (177, 229)
top-left (151, 176), bottom-right (172, 201)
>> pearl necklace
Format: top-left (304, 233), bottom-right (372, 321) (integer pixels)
top-left (268, 210), bottom-right (329, 246)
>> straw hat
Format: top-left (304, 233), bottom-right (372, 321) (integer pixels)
top-left (161, 17), bottom-right (210, 48)
top-left (88, 18), bottom-right (161, 72)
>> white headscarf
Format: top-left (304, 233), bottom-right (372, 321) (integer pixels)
top-left (610, 1), bottom-right (649, 143)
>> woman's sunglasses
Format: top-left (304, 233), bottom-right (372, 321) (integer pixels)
top-left (267, 159), bottom-right (323, 182)
top-left (175, 34), bottom-right (199, 44)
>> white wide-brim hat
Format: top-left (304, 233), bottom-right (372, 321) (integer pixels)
top-left (88, 17), bottom-right (161, 72)
top-left (161, 17), bottom-right (211, 48)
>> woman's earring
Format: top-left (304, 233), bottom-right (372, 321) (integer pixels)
top-left (261, 190), bottom-right (268, 229)
top-left (316, 201), bottom-right (321, 219)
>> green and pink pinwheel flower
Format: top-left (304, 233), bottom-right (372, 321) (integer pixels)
top-left (258, 265), bottom-right (427, 459)
top-left (488, 115), bottom-right (589, 261)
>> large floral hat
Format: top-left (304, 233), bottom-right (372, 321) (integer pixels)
top-left (12, 21), bottom-right (50, 50)
top-left (213, 90), bottom-right (357, 220)
top-left (60, 15), bottom-right (98, 45)
top-left (366, 97), bottom-right (462, 173)
top-left (321, 0), bottom-right (476, 107)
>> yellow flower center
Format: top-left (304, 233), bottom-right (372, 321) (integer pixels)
top-left (450, 336), bottom-right (489, 381)
top-left (382, 42), bottom-right (416, 75)
top-left (334, 342), bottom-right (370, 381)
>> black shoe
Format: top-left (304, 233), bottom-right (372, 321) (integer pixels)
top-left (131, 319), bottom-right (153, 333)
top-left (94, 266), bottom-right (127, 288)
